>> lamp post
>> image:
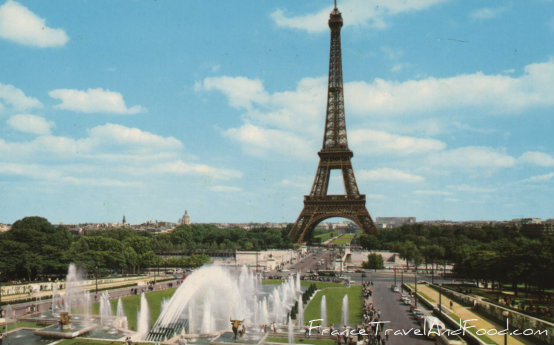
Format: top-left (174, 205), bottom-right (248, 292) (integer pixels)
top-left (95, 266), bottom-right (98, 296)
top-left (401, 269), bottom-right (404, 287)
top-left (414, 269), bottom-right (418, 308)
top-left (439, 283), bottom-right (442, 315)
top-left (394, 267), bottom-right (397, 286)
top-left (502, 310), bottom-right (509, 345)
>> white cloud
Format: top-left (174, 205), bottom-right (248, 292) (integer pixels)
top-left (0, 82), bottom-right (42, 111)
top-left (196, 75), bottom-right (326, 158)
top-left (0, 162), bottom-right (138, 187)
top-left (350, 129), bottom-right (445, 155)
top-left (0, 0), bottom-right (68, 47)
top-left (150, 160), bottom-right (242, 180)
top-left (49, 88), bottom-right (146, 114)
top-left (381, 46), bottom-right (404, 60)
top-left (195, 76), bottom-right (268, 109)
top-left (0, 122), bottom-right (242, 188)
top-left (85, 123), bottom-right (183, 153)
top-left (521, 173), bottom-right (554, 183)
top-left (358, 168), bottom-right (424, 182)
top-left (413, 190), bottom-right (452, 196)
top-left (518, 151), bottom-right (554, 167)
top-left (345, 60), bottom-right (554, 116)
top-left (270, 0), bottom-right (447, 33)
top-left (448, 184), bottom-right (496, 193)
top-left (280, 178), bottom-right (311, 189)
top-left (223, 123), bottom-right (312, 159)
top-left (7, 114), bottom-right (53, 135)
top-left (470, 7), bottom-right (506, 20)
top-left (209, 185), bottom-right (242, 192)
top-left (426, 146), bottom-right (516, 168)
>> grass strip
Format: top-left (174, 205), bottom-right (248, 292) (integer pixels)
top-left (447, 312), bottom-right (497, 345)
top-left (266, 336), bottom-right (336, 345)
top-left (304, 286), bottom-right (362, 326)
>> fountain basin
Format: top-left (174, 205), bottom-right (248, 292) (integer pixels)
top-left (1, 328), bottom-right (57, 345)
top-left (34, 323), bottom-right (96, 339)
top-left (211, 331), bottom-right (266, 345)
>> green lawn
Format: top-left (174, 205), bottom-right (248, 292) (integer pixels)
top-left (266, 336), bottom-right (336, 345)
top-left (89, 288), bottom-right (177, 331)
top-left (0, 321), bottom-right (44, 332)
top-left (303, 285), bottom-right (362, 327)
top-left (447, 313), bottom-right (497, 345)
top-left (313, 230), bottom-right (341, 243)
top-left (331, 234), bottom-right (354, 245)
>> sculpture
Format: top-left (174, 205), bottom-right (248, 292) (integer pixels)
top-left (59, 311), bottom-right (72, 330)
top-left (230, 319), bottom-right (244, 339)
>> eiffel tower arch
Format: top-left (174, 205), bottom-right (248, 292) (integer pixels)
top-left (289, 4), bottom-right (377, 243)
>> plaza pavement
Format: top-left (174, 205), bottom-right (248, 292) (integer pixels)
top-left (1, 275), bottom-right (171, 303)
top-left (415, 284), bottom-right (534, 345)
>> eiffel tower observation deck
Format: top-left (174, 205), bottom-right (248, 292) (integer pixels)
top-left (289, 2), bottom-right (377, 243)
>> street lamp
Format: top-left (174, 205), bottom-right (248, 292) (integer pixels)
top-left (95, 266), bottom-right (99, 295)
top-left (414, 269), bottom-right (418, 308)
top-left (394, 267), bottom-right (397, 286)
top-left (439, 283), bottom-right (442, 315)
top-left (502, 310), bottom-right (509, 345)
top-left (401, 269), bottom-right (404, 287)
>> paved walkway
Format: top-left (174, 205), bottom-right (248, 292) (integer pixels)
top-left (1, 275), bottom-right (170, 303)
top-left (415, 284), bottom-right (534, 345)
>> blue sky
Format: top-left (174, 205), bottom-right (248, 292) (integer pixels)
top-left (0, 0), bottom-right (553, 224)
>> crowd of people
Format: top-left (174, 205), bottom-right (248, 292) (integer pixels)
top-left (316, 281), bottom-right (389, 345)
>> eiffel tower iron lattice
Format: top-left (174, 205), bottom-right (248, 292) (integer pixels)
top-left (289, 3), bottom-right (377, 243)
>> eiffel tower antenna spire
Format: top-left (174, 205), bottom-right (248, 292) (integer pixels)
top-left (289, 4), bottom-right (377, 243)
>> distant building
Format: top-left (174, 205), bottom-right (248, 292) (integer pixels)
top-left (122, 215), bottom-right (126, 225)
top-left (179, 210), bottom-right (191, 225)
top-left (375, 217), bottom-right (416, 229)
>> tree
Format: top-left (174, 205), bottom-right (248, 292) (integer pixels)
top-left (362, 253), bottom-right (384, 270)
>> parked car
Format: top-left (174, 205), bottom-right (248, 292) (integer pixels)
top-left (392, 285), bottom-right (400, 292)
top-left (436, 332), bottom-right (467, 345)
top-left (412, 309), bottom-right (425, 321)
top-left (421, 316), bottom-right (446, 338)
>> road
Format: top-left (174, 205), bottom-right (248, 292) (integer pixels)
top-left (369, 279), bottom-right (435, 345)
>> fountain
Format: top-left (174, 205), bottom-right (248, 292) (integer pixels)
top-left (136, 293), bottom-right (150, 338)
top-left (341, 294), bottom-right (349, 327)
top-left (287, 316), bottom-right (294, 345)
top-left (147, 265), bottom-right (301, 342)
top-left (99, 291), bottom-right (113, 326)
top-left (320, 295), bottom-right (327, 327)
top-left (296, 295), bottom-right (304, 328)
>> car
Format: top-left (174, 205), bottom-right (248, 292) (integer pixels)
top-left (421, 316), bottom-right (446, 338)
top-left (436, 332), bottom-right (467, 345)
top-left (401, 296), bottom-right (411, 305)
top-left (412, 309), bottom-right (425, 320)
top-left (392, 285), bottom-right (400, 293)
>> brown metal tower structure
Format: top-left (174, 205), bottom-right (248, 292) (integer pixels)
top-left (289, 3), bottom-right (377, 243)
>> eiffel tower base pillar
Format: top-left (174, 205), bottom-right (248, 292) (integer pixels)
top-left (289, 197), bottom-right (377, 243)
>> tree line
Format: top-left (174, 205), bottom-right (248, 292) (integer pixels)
top-left (0, 217), bottom-right (292, 282)
top-left (356, 223), bottom-right (554, 293)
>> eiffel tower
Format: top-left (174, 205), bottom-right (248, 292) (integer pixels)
top-left (289, 2), bottom-right (377, 243)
